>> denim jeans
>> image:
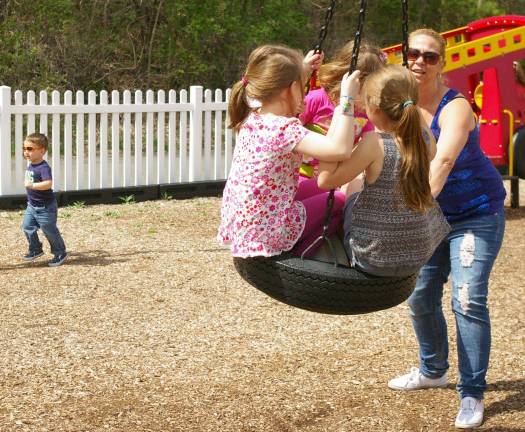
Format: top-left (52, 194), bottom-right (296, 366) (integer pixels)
top-left (22, 200), bottom-right (66, 256)
top-left (408, 210), bottom-right (505, 400)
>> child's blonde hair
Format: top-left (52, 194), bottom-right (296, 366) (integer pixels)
top-left (228, 44), bottom-right (304, 131)
top-left (25, 133), bottom-right (49, 151)
top-left (362, 64), bottom-right (433, 213)
top-left (319, 40), bottom-right (386, 103)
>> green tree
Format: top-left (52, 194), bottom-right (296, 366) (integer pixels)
top-left (0, 0), bottom-right (522, 91)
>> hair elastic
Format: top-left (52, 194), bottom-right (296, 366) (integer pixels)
top-left (402, 100), bottom-right (414, 108)
top-left (241, 76), bottom-right (249, 87)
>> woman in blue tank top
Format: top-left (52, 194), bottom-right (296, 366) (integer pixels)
top-left (387, 28), bottom-right (506, 429)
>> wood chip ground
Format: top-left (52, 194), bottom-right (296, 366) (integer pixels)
top-left (0, 180), bottom-right (523, 431)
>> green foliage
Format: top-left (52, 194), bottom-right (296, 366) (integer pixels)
top-left (103, 210), bottom-right (120, 218)
top-left (119, 194), bottom-right (136, 204)
top-left (160, 191), bottom-right (172, 200)
top-left (69, 201), bottom-right (86, 209)
top-left (0, 0), bottom-right (523, 92)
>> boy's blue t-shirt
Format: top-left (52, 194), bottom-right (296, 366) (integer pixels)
top-left (25, 160), bottom-right (55, 206)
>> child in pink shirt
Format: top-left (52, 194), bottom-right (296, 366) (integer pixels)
top-left (301, 87), bottom-right (374, 140)
top-left (298, 41), bottom-right (386, 181)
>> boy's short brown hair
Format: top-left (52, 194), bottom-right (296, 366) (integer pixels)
top-left (25, 133), bottom-right (49, 151)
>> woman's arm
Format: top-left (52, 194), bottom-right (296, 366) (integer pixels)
top-left (430, 97), bottom-right (474, 197)
top-left (317, 133), bottom-right (382, 189)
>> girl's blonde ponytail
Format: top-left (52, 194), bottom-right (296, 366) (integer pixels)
top-left (363, 65), bottom-right (435, 213)
top-left (227, 45), bottom-right (304, 131)
top-left (228, 80), bottom-right (251, 131)
top-left (396, 103), bottom-right (434, 212)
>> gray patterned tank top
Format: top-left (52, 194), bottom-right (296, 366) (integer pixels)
top-left (345, 133), bottom-right (450, 277)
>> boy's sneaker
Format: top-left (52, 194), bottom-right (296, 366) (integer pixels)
top-left (388, 367), bottom-right (448, 390)
top-left (455, 397), bottom-right (484, 429)
top-left (23, 250), bottom-right (44, 261)
top-left (48, 252), bottom-right (68, 267)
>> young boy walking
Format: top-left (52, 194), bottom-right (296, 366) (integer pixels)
top-left (22, 133), bottom-right (68, 266)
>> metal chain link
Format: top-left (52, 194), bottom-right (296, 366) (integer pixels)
top-left (402, 0), bottom-right (409, 67)
top-left (306, 0), bottom-right (338, 95)
top-left (319, 0), bottom-right (367, 253)
top-left (349, 0), bottom-right (367, 73)
top-left (314, 0), bottom-right (338, 53)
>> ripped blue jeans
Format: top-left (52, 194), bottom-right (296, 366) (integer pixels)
top-left (408, 211), bottom-right (505, 400)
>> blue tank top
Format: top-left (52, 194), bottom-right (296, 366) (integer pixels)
top-left (431, 89), bottom-right (506, 222)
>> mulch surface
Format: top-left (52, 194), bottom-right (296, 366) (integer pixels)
top-left (0, 180), bottom-right (524, 431)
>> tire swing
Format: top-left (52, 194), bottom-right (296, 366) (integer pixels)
top-left (234, 0), bottom-right (417, 315)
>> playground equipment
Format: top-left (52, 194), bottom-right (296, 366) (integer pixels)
top-left (233, 0), bottom-right (418, 315)
top-left (384, 15), bottom-right (525, 208)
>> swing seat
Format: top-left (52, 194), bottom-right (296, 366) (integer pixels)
top-left (233, 249), bottom-right (417, 315)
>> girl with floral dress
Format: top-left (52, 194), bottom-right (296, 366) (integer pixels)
top-left (217, 44), bottom-right (360, 258)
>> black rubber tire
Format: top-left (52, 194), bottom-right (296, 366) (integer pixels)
top-left (233, 254), bottom-right (417, 315)
top-left (513, 127), bottom-right (525, 179)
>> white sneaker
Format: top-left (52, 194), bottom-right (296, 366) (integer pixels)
top-left (388, 366), bottom-right (448, 390)
top-left (455, 397), bottom-right (484, 429)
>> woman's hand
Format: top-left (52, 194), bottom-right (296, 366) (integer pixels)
top-left (340, 70), bottom-right (361, 99)
top-left (303, 50), bottom-right (324, 72)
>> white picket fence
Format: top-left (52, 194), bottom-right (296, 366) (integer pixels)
top-left (0, 85), bottom-right (235, 195)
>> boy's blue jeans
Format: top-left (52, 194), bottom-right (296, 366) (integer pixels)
top-left (408, 211), bottom-right (505, 400)
top-left (22, 200), bottom-right (66, 256)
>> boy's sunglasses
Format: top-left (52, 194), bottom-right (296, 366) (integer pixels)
top-left (407, 48), bottom-right (441, 65)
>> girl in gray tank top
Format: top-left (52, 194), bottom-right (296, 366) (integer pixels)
top-left (318, 64), bottom-right (449, 277)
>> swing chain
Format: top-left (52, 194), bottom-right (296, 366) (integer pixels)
top-left (314, 0), bottom-right (338, 53)
top-left (401, 0), bottom-right (409, 67)
top-left (305, 0), bottom-right (337, 95)
top-left (303, 0), bottom-right (368, 266)
top-left (349, 0), bottom-right (367, 73)
top-left (330, 0), bottom-right (367, 230)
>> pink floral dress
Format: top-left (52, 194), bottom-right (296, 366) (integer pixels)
top-left (217, 112), bottom-right (309, 257)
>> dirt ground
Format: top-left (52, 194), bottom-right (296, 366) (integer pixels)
top-left (0, 180), bottom-right (524, 432)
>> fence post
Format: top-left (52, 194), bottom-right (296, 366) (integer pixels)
top-left (189, 85), bottom-right (203, 181)
top-left (0, 86), bottom-right (12, 195)
top-left (224, 88), bottom-right (233, 177)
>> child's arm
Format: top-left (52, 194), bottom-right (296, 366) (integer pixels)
top-left (299, 50), bottom-right (324, 124)
top-left (294, 71), bottom-right (360, 161)
top-left (317, 133), bottom-right (382, 189)
top-left (303, 50), bottom-right (324, 76)
top-left (25, 179), bottom-right (52, 190)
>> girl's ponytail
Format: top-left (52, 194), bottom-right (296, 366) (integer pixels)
top-left (363, 64), bottom-right (435, 213)
top-left (228, 80), bottom-right (251, 131)
top-left (396, 103), bottom-right (434, 212)
top-left (228, 45), bottom-right (304, 131)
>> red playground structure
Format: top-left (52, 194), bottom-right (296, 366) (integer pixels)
top-left (385, 15), bottom-right (525, 208)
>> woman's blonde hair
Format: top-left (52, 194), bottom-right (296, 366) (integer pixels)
top-left (409, 28), bottom-right (446, 58)
top-left (319, 40), bottom-right (386, 103)
top-left (363, 64), bottom-right (434, 212)
top-left (228, 44), bottom-right (304, 131)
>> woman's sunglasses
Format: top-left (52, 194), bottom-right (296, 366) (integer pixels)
top-left (23, 146), bottom-right (35, 151)
top-left (407, 48), bottom-right (441, 65)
